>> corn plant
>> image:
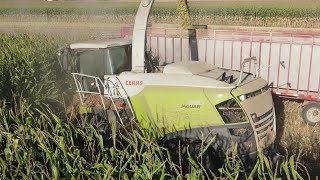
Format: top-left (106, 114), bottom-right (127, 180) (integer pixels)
top-left (0, 98), bottom-right (310, 179)
top-left (3, 6), bottom-right (320, 28)
top-left (0, 33), bottom-right (73, 114)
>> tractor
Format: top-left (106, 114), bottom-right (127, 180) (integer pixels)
top-left (58, 0), bottom-right (277, 175)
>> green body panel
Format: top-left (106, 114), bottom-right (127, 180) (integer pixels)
top-left (130, 85), bottom-right (241, 133)
top-left (204, 88), bottom-right (237, 106)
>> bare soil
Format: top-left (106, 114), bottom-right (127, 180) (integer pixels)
top-left (0, 21), bottom-right (125, 40)
top-left (3, 14), bottom-right (320, 38)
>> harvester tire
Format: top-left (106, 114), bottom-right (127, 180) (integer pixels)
top-left (302, 102), bottom-right (320, 126)
top-left (85, 114), bottom-right (110, 133)
top-left (163, 138), bottom-right (221, 179)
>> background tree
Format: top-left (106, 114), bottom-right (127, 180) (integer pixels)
top-left (177, 0), bottom-right (191, 29)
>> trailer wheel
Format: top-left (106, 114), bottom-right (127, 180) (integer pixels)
top-left (163, 139), bottom-right (221, 178)
top-left (302, 102), bottom-right (320, 126)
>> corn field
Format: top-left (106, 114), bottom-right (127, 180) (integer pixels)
top-left (0, 33), bottom-right (310, 179)
top-left (0, 34), bottom-right (68, 110)
top-left (2, 6), bottom-right (320, 28)
top-left (1, 6), bottom-right (320, 18)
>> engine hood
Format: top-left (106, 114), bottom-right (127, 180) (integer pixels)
top-left (163, 62), bottom-right (216, 75)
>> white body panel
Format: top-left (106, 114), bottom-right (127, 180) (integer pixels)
top-left (70, 39), bottom-right (131, 49)
top-left (163, 62), bottom-right (216, 75)
top-left (112, 62), bottom-right (233, 97)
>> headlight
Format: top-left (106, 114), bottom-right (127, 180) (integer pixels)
top-left (237, 84), bottom-right (270, 102)
top-left (238, 95), bottom-right (247, 102)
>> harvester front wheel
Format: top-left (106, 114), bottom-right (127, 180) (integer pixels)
top-left (82, 113), bottom-right (110, 133)
top-left (302, 102), bottom-right (320, 126)
top-left (164, 138), bottom-right (221, 178)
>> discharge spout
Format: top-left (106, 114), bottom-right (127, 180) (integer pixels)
top-left (131, 0), bottom-right (155, 73)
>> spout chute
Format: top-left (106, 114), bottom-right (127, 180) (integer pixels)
top-left (131, 0), bottom-right (155, 73)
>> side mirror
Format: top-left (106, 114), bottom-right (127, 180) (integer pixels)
top-left (57, 47), bottom-right (70, 71)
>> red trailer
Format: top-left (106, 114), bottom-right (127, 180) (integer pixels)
top-left (121, 26), bottom-right (320, 125)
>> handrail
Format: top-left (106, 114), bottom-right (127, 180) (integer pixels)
top-left (71, 73), bottom-right (135, 126)
top-left (237, 56), bottom-right (258, 85)
top-left (106, 76), bottom-right (136, 121)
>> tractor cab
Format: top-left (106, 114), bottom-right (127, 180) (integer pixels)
top-left (58, 38), bottom-right (132, 92)
top-left (59, 38), bottom-right (132, 77)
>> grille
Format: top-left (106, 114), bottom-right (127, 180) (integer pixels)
top-left (253, 108), bottom-right (274, 141)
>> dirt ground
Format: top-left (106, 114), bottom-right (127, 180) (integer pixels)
top-left (0, 21), bottom-right (124, 41)
top-left (5, 16), bottom-right (320, 34)
top-left (3, 11), bottom-right (320, 39)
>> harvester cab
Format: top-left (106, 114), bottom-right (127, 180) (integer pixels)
top-left (60, 39), bottom-right (131, 76)
top-left (59, 0), bottom-right (277, 171)
top-left (58, 38), bottom-right (135, 128)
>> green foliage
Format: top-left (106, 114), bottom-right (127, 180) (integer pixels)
top-left (0, 99), bottom-right (309, 179)
top-left (218, 146), bottom-right (309, 179)
top-left (177, 0), bottom-right (191, 29)
top-left (0, 7), bottom-right (137, 16)
top-left (0, 101), bottom-right (173, 179)
top-left (0, 33), bottom-right (72, 113)
top-left (2, 6), bottom-right (320, 19)
top-left (3, 5), bottom-right (320, 28)
top-left (2, 1), bottom-right (320, 29)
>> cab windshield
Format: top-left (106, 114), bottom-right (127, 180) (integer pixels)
top-left (76, 45), bottom-right (131, 76)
